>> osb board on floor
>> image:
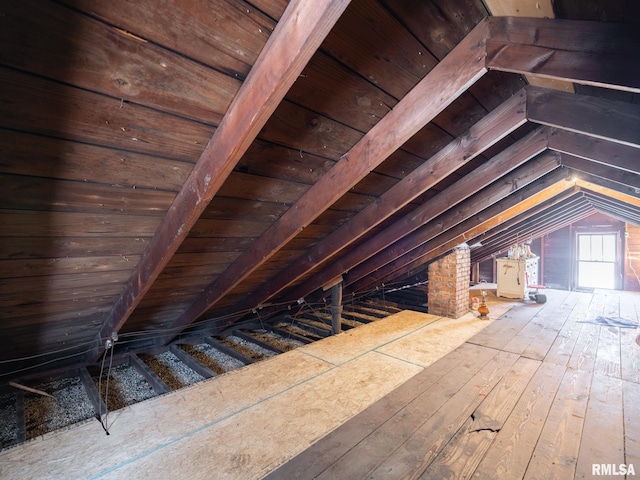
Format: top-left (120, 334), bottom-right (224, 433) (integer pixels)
top-left (0, 308), bottom-right (500, 480)
top-left (269, 289), bottom-right (640, 480)
top-left (377, 313), bottom-right (494, 367)
top-left (99, 351), bottom-right (423, 480)
top-left (297, 310), bottom-right (444, 365)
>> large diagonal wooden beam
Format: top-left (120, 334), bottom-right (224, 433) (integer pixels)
top-left (234, 89), bottom-right (529, 312)
top-left (485, 16), bottom-right (640, 93)
top-left (90, 0), bottom-right (353, 359)
top-left (159, 19), bottom-right (491, 343)
top-left (282, 127), bottom-right (551, 303)
top-left (350, 170), bottom-right (574, 292)
top-left (548, 129), bottom-right (640, 172)
top-left (562, 154), bottom-right (640, 190)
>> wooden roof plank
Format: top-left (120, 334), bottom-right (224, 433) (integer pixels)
top-left (526, 87), bottom-right (640, 147)
top-left (160, 18), bottom-right (491, 343)
top-left (549, 129), bottom-right (640, 173)
top-left (91, 0), bottom-right (353, 360)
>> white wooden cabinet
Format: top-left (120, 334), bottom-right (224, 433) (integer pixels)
top-left (496, 257), bottom-right (539, 299)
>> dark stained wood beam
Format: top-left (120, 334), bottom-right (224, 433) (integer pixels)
top-left (283, 127), bottom-right (552, 303)
top-left (160, 19), bottom-right (491, 343)
top-left (549, 129), bottom-right (640, 173)
top-left (486, 17), bottom-right (640, 93)
top-left (526, 87), bottom-right (640, 147)
top-left (346, 166), bottom-right (570, 293)
top-left (90, 0), bottom-right (353, 360)
top-left (562, 154), bottom-right (640, 190)
top-left (235, 88), bottom-right (529, 313)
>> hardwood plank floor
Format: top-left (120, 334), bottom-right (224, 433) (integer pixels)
top-left (267, 289), bottom-right (640, 479)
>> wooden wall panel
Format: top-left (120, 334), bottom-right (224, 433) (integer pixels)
top-left (58, 0), bottom-right (277, 76)
top-left (2, 0), bottom-right (240, 124)
top-left (623, 224), bottom-right (640, 291)
top-left (542, 227), bottom-right (572, 290)
top-left (0, 130), bottom-right (191, 192)
top-left (0, 68), bottom-right (214, 160)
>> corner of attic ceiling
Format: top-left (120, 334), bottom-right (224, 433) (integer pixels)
top-left (1, 0), bottom-right (640, 450)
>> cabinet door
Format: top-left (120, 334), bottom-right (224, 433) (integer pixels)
top-left (497, 259), bottom-right (525, 298)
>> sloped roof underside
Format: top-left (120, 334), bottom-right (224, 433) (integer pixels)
top-left (1, 0), bottom-right (639, 377)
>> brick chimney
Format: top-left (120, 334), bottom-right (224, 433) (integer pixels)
top-left (427, 245), bottom-right (470, 318)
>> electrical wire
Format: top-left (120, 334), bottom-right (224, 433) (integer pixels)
top-left (0, 285), bottom-right (396, 379)
top-left (103, 344), bottom-right (115, 433)
top-left (97, 347), bottom-right (110, 435)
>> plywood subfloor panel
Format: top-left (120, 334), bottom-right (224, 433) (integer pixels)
top-left (269, 289), bottom-right (640, 480)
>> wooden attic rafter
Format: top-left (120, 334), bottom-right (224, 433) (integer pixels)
top-left (234, 88), bottom-right (530, 313)
top-left (282, 130), bottom-right (557, 303)
top-left (352, 171), bottom-right (578, 292)
top-left (469, 194), bottom-right (596, 265)
top-left (343, 156), bottom-right (567, 291)
top-left (160, 16), bottom-right (640, 343)
top-left (584, 192), bottom-right (640, 225)
top-left (95, 14), bottom-right (640, 351)
top-left (359, 174), bottom-right (640, 291)
top-left (258, 89), bottom-right (640, 308)
top-left (91, 0), bottom-right (353, 359)
top-left (563, 155), bottom-right (640, 190)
